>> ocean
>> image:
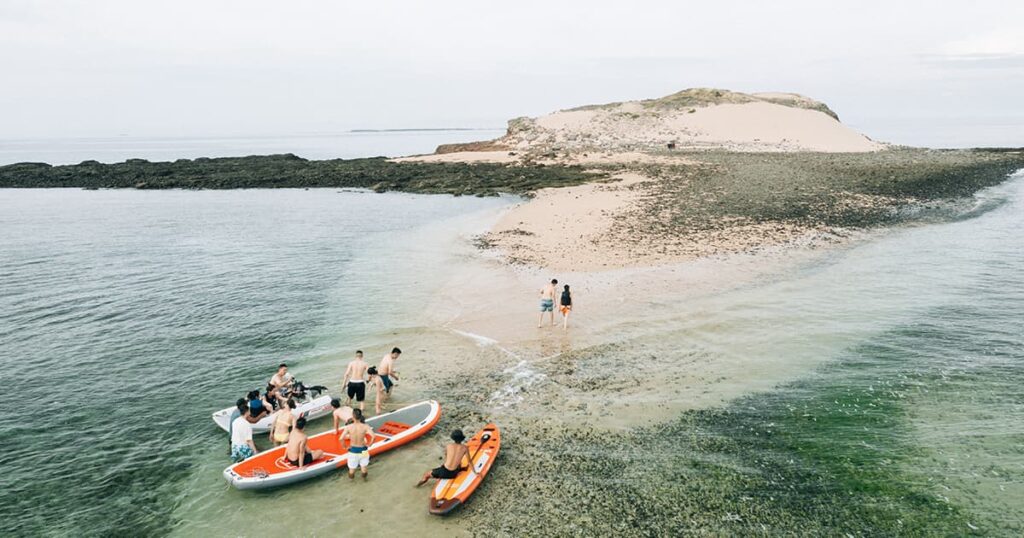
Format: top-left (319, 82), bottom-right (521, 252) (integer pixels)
top-left (1, 167), bottom-right (1022, 534)
top-left (0, 129), bottom-right (506, 166)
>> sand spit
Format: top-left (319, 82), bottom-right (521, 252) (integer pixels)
top-left (473, 149), bottom-right (1024, 272)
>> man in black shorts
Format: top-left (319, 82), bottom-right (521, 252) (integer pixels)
top-left (284, 417), bottom-right (324, 468)
top-left (341, 350), bottom-right (369, 411)
top-left (416, 430), bottom-right (469, 486)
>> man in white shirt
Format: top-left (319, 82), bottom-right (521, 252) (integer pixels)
top-left (230, 405), bottom-right (257, 462)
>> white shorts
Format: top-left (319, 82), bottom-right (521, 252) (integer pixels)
top-left (347, 449), bottom-right (369, 469)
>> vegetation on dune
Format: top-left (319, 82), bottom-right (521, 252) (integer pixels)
top-left (0, 154), bottom-right (602, 196)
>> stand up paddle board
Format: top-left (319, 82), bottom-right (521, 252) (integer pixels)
top-left (429, 423), bottom-right (501, 515)
top-left (224, 400), bottom-right (441, 490)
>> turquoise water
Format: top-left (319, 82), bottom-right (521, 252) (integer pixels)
top-left (0, 189), bottom-right (511, 536)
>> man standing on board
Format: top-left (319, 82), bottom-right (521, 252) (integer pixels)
top-left (342, 350), bottom-right (369, 411)
top-left (538, 279), bottom-right (559, 327)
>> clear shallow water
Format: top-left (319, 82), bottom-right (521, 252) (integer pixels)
top-left (0, 189), bottom-right (511, 536)
top-left (0, 129), bottom-right (506, 166)
top-left (1, 172), bottom-right (1023, 536)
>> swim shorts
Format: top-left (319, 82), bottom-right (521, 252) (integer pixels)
top-left (380, 374), bottom-right (393, 393)
top-left (288, 453), bottom-right (314, 467)
top-left (559, 304), bottom-right (572, 315)
top-left (540, 299), bottom-right (554, 312)
top-left (347, 381), bottom-right (366, 402)
top-left (431, 465), bottom-right (460, 479)
top-left (231, 444), bottom-right (255, 462)
top-left (347, 446), bottom-right (369, 469)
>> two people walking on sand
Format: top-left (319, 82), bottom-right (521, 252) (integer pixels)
top-left (539, 278), bottom-right (573, 330)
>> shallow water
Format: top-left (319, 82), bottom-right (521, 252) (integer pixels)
top-left (0, 189), bottom-right (511, 536)
top-left (2, 171), bottom-right (1023, 536)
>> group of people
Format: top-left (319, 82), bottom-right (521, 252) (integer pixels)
top-left (539, 278), bottom-right (573, 329)
top-left (226, 348), bottom-right (476, 488)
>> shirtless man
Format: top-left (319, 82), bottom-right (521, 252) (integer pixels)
top-left (341, 350), bottom-right (369, 411)
top-left (416, 429), bottom-right (469, 486)
top-left (284, 417), bottom-right (323, 469)
top-left (269, 363), bottom-right (293, 398)
top-left (331, 398), bottom-right (354, 436)
top-left (538, 279), bottom-right (559, 327)
top-left (366, 367), bottom-right (387, 415)
top-left (378, 347), bottom-right (401, 396)
top-left (339, 408), bottom-right (374, 481)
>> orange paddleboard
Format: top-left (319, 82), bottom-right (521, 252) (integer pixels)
top-left (429, 423), bottom-right (501, 515)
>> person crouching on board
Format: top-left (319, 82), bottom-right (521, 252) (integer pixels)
top-left (416, 429), bottom-right (469, 486)
top-left (331, 398), bottom-right (354, 437)
top-left (339, 408), bottom-right (373, 481)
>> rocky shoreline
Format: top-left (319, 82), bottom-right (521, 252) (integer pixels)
top-left (0, 154), bottom-right (601, 196)
top-left (477, 148), bottom-right (1024, 269)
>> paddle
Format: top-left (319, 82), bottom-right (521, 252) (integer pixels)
top-left (436, 432), bottom-right (491, 506)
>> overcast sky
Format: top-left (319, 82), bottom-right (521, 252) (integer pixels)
top-left (1, 0), bottom-right (1022, 146)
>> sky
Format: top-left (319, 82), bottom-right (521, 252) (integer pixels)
top-left (1, 0), bottom-right (1022, 147)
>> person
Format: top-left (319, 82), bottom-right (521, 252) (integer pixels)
top-left (264, 383), bottom-right (281, 410)
top-left (559, 284), bottom-right (573, 330)
top-left (341, 350), bottom-right (369, 411)
top-left (416, 429), bottom-right (469, 486)
top-left (538, 279), bottom-right (559, 327)
top-left (246, 390), bottom-right (271, 422)
top-left (331, 398), bottom-right (354, 436)
top-left (269, 398), bottom-right (297, 446)
top-left (366, 367), bottom-right (387, 415)
top-left (226, 398), bottom-right (247, 455)
top-left (230, 405), bottom-right (257, 462)
top-left (270, 363), bottom-right (293, 392)
top-left (339, 408), bottom-right (373, 480)
top-left (284, 417), bottom-right (324, 468)
top-left (269, 363), bottom-right (293, 402)
top-left (378, 347), bottom-right (401, 395)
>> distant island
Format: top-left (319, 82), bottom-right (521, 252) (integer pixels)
top-left (2, 87), bottom-right (1022, 271)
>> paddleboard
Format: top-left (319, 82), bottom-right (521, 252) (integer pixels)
top-left (429, 423), bottom-right (501, 515)
top-left (224, 400), bottom-right (441, 490)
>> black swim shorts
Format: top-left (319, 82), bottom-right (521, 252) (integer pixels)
top-left (288, 453), bottom-right (314, 466)
top-left (431, 465), bottom-right (460, 479)
top-left (347, 381), bottom-right (366, 402)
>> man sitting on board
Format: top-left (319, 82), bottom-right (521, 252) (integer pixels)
top-left (284, 417), bottom-right (323, 469)
top-left (416, 429), bottom-right (469, 486)
top-left (269, 363), bottom-right (293, 398)
top-left (339, 408), bottom-right (373, 481)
